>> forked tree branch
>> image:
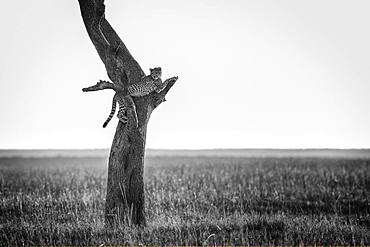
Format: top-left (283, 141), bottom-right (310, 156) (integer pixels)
top-left (78, 0), bottom-right (178, 101)
top-left (78, 0), bottom-right (179, 226)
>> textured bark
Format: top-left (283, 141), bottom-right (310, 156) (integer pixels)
top-left (77, 0), bottom-right (177, 226)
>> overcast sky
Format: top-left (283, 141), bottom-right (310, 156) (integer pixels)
top-left (1, 0), bottom-right (370, 149)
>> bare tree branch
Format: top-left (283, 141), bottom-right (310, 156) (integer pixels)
top-left (78, 0), bottom-right (108, 64)
top-left (152, 76), bottom-right (179, 108)
top-left (82, 80), bottom-right (116, 92)
top-left (77, 0), bottom-right (145, 84)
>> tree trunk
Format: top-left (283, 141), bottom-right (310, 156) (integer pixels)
top-left (77, 0), bottom-right (177, 226)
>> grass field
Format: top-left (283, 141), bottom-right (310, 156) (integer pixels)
top-left (0, 152), bottom-right (369, 245)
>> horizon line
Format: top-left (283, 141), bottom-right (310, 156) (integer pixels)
top-left (1, 147), bottom-right (370, 151)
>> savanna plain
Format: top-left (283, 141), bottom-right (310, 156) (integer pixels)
top-left (0, 150), bottom-right (369, 246)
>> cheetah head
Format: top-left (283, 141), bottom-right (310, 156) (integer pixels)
top-left (150, 67), bottom-right (162, 80)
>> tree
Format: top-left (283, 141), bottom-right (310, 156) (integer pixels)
top-left (77, 0), bottom-right (178, 226)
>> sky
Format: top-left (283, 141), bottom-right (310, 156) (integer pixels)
top-left (1, 0), bottom-right (370, 149)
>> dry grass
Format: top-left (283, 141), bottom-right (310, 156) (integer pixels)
top-left (0, 156), bottom-right (369, 245)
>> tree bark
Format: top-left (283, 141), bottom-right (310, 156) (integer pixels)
top-left (77, 0), bottom-right (178, 226)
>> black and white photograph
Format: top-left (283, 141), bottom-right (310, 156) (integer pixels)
top-left (0, 0), bottom-right (369, 245)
